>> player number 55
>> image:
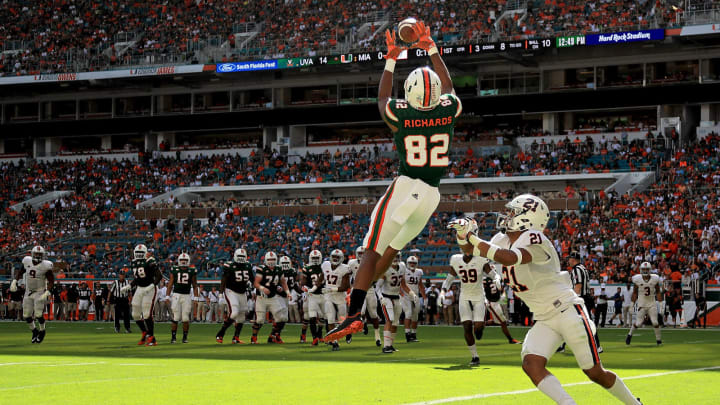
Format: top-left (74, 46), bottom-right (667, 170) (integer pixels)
top-left (405, 133), bottom-right (450, 167)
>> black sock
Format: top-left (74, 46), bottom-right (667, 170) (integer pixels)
top-left (276, 322), bottom-right (285, 334)
top-left (218, 319), bottom-right (233, 337)
top-left (172, 330), bottom-right (177, 339)
top-left (234, 323), bottom-right (243, 337)
top-left (348, 289), bottom-right (367, 316)
top-left (146, 319), bottom-right (154, 336)
top-left (252, 324), bottom-right (260, 337)
top-left (309, 323), bottom-right (318, 338)
top-left (474, 328), bottom-right (484, 340)
top-left (136, 320), bottom-right (147, 333)
top-left (183, 330), bottom-right (188, 339)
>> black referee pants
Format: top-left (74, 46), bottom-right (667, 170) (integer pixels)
top-left (115, 300), bottom-right (131, 331)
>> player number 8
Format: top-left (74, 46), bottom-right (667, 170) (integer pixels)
top-left (404, 134), bottom-right (450, 167)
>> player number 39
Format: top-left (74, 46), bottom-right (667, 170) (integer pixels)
top-left (404, 133), bottom-right (450, 167)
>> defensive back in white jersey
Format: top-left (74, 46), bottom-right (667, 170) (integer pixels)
top-left (449, 254), bottom-right (488, 301)
top-left (632, 274), bottom-right (660, 307)
top-left (22, 256), bottom-right (53, 292)
top-left (321, 261), bottom-right (350, 288)
top-left (404, 267), bottom-right (424, 294)
top-left (490, 230), bottom-right (580, 320)
top-left (382, 263), bottom-right (406, 296)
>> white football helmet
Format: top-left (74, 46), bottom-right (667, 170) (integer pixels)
top-left (407, 255), bottom-right (418, 269)
top-left (640, 262), bottom-right (652, 276)
top-left (280, 256), bottom-right (292, 271)
top-left (309, 250), bottom-right (322, 266)
top-left (404, 66), bottom-right (441, 111)
top-left (355, 246), bottom-right (365, 260)
top-left (264, 251), bottom-right (278, 268)
top-left (330, 249), bottom-right (344, 266)
top-left (496, 194), bottom-right (550, 232)
top-left (133, 244), bottom-right (148, 260)
top-left (178, 253), bottom-right (190, 267)
top-left (233, 248), bottom-right (247, 263)
top-left (31, 245), bottom-right (45, 263)
top-left (392, 252), bottom-right (402, 267)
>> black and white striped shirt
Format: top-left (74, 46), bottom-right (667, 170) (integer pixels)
top-left (690, 278), bottom-right (706, 299)
top-left (571, 264), bottom-right (591, 297)
top-left (110, 280), bottom-right (130, 299)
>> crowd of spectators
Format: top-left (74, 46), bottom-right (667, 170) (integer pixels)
top-left (2, 132), bottom-right (718, 290)
top-left (0, 0), bottom-right (690, 76)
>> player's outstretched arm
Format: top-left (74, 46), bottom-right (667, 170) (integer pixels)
top-left (447, 219), bottom-right (531, 267)
top-left (411, 21), bottom-right (453, 95)
top-left (378, 29), bottom-right (405, 132)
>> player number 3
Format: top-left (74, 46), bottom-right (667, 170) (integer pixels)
top-left (404, 133), bottom-right (450, 167)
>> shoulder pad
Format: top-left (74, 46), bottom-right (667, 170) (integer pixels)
top-left (22, 256), bottom-right (32, 266)
top-left (513, 230), bottom-right (545, 248)
top-left (450, 254), bottom-right (462, 267)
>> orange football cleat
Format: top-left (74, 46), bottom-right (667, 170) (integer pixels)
top-left (137, 331), bottom-right (147, 345)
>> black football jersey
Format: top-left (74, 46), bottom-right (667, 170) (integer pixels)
top-left (256, 265), bottom-right (282, 298)
top-left (131, 257), bottom-right (158, 287)
top-left (483, 277), bottom-right (502, 302)
top-left (303, 264), bottom-right (324, 295)
top-left (223, 262), bottom-right (253, 294)
top-left (78, 288), bottom-right (92, 301)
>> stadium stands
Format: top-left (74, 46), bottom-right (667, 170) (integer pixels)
top-left (0, 0), bottom-right (688, 76)
top-left (3, 132), bottom-right (717, 288)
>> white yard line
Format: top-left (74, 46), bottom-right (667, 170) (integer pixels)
top-left (403, 366), bottom-right (720, 405)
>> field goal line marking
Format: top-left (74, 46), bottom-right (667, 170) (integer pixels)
top-left (403, 366), bottom-right (720, 405)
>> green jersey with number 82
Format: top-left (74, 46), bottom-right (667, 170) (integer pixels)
top-left (384, 93), bottom-right (462, 187)
top-left (170, 265), bottom-right (196, 295)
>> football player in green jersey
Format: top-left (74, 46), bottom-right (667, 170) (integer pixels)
top-left (300, 249), bottom-right (326, 346)
top-left (216, 248), bottom-right (254, 344)
top-left (251, 251), bottom-right (290, 344)
top-left (167, 252), bottom-right (198, 343)
top-left (123, 244), bottom-right (162, 346)
top-left (327, 20), bottom-right (461, 342)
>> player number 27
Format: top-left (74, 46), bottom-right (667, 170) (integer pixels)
top-left (404, 134), bottom-right (450, 167)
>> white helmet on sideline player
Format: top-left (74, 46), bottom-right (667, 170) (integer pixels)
top-left (640, 262), bottom-right (652, 276)
top-left (404, 66), bottom-right (441, 111)
top-left (280, 256), bottom-right (292, 271)
top-left (264, 251), bottom-right (278, 268)
top-left (234, 248), bottom-right (247, 263)
top-left (133, 244), bottom-right (148, 260)
top-left (330, 249), bottom-right (344, 266)
top-left (31, 245), bottom-right (45, 264)
top-left (309, 250), bottom-right (322, 265)
top-left (178, 253), bottom-right (190, 267)
top-left (496, 194), bottom-right (550, 233)
top-left (407, 256), bottom-right (418, 269)
top-left (355, 246), bottom-right (365, 260)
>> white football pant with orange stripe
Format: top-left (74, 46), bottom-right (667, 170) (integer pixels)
top-left (363, 175), bottom-right (440, 254)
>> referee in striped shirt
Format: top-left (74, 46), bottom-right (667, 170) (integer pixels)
top-left (559, 252), bottom-right (602, 353)
top-left (688, 277), bottom-right (707, 329)
top-left (110, 272), bottom-right (132, 333)
top-left (570, 252), bottom-right (594, 312)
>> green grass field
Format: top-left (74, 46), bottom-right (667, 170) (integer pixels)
top-left (0, 322), bottom-right (718, 404)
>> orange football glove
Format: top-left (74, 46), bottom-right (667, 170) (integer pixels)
top-left (411, 21), bottom-right (436, 52)
top-left (384, 29), bottom-right (406, 61)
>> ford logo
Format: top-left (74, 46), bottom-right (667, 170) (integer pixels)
top-left (218, 63), bottom-right (236, 73)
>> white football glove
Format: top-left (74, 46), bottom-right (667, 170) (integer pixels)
top-left (40, 290), bottom-right (51, 301)
top-left (408, 290), bottom-right (417, 301)
top-left (10, 279), bottom-right (18, 292)
top-left (447, 218), bottom-right (477, 239)
top-left (120, 284), bottom-right (132, 294)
